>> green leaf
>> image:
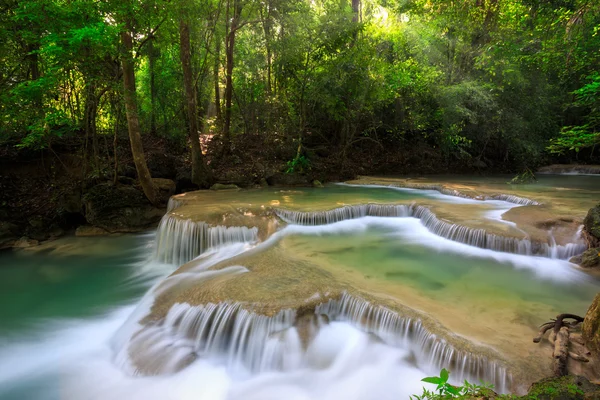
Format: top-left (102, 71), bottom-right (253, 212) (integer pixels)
top-left (446, 385), bottom-right (460, 395)
top-left (421, 377), bottom-right (442, 385)
top-left (440, 368), bottom-right (449, 383)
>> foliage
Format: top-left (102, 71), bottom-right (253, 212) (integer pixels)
top-left (1, 0), bottom-right (599, 172)
top-left (508, 169), bottom-right (537, 184)
top-left (410, 369), bottom-right (496, 400)
top-left (285, 154), bottom-right (310, 174)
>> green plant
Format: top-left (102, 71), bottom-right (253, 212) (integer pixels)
top-left (411, 369), bottom-right (495, 399)
top-left (508, 169), bottom-right (537, 185)
top-left (285, 155), bottom-right (310, 174)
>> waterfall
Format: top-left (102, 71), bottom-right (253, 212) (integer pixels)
top-left (125, 302), bottom-right (297, 375)
top-left (315, 293), bottom-right (511, 393)
top-left (154, 214), bottom-right (259, 265)
top-left (276, 204), bottom-right (583, 259)
top-left (276, 204), bottom-right (411, 225)
top-left (484, 194), bottom-right (539, 206)
top-left (121, 293), bottom-right (511, 392)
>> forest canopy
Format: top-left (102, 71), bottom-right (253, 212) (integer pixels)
top-left (1, 0), bottom-right (599, 183)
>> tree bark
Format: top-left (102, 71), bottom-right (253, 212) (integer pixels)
top-left (223, 0), bottom-right (242, 146)
top-left (352, 0), bottom-right (360, 23)
top-left (120, 29), bottom-right (157, 204)
top-left (179, 18), bottom-right (211, 187)
top-left (214, 37), bottom-right (222, 121)
top-left (148, 34), bottom-right (157, 136)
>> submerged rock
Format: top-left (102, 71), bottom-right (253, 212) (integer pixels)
top-left (583, 203), bottom-right (600, 247)
top-left (82, 183), bottom-right (163, 233)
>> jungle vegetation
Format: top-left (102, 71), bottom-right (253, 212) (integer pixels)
top-left (1, 0), bottom-right (599, 198)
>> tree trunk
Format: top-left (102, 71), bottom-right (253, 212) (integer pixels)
top-left (223, 0), bottom-right (241, 146)
top-left (352, 0), bottom-right (360, 23)
top-left (179, 18), bottom-right (211, 187)
top-left (120, 29), bottom-right (157, 205)
top-left (214, 38), bottom-right (222, 121)
top-left (148, 34), bottom-right (157, 136)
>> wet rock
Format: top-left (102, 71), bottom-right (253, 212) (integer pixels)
top-left (153, 178), bottom-right (176, 204)
top-left (82, 183), bottom-right (164, 233)
top-left (75, 225), bottom-right (109, 237)
top-left (210, 183), bottom-right (240, 191)
top-left (13, 236), bottom-right (39, 248)
top-left (583, 293), bottom-right (600, 355)
top-left (571, 248), bottom-right (600, 269)
top-left (312, 179), bottom-right (324, 188)
top-left (583, 203), bottom-right (600, 247)
top-left (525, 375), bottom-right (600, 400)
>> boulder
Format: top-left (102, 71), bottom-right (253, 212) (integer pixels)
top-left (312, 179), bottom-right (324, 188)
top-left (571, 248), bottom-right (600, 270)
top-left (583, 203), bottom-right (600, 247)
top-left (583, 293), bottom-right (600, 355)
top-left (82, 183), bottom-right (164, 233)
top-left (153, 178), bottom-right (177, 204)
top-left (13, 236), bottom-right (39, 248)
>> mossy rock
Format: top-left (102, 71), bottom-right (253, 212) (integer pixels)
top-left (571, 248), bottom-right (600, 269)
top-left (584, 203), bottom-right (600, 247)
top-left (523, 376), bottom-right (600, 400)
top-left (583, 293), bottom-right (600, 355)
top-left (82, 183), bottom-right (163, 233)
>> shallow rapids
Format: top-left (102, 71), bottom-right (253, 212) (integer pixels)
top-left (0, 175), bottom-right (599, 400)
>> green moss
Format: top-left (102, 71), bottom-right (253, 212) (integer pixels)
top-left (523, 376), bottom-right (595, 400)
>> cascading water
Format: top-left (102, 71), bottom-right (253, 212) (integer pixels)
top-left (315, 293), bottom-right (511, 393)
top-left (276, 204), bottom-right (583, 259)
top-left (276, 204), bottom-right (412, 225)
top-left (483, 194), bottom-right (539, 206)
top-left (116, 292), bottom-right (511, 393)
top-left (124, 302), bottom-right (297, 375)
top-left (154, 214), bottom-right (259, 265)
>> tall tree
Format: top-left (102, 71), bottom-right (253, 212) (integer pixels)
top-left (179, 11), bottom-right (211, 187)
top-left (120, 21), bottom-right (157, 204)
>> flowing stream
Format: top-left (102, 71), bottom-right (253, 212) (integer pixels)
top-left (0, 175), bottom-right (599, 400)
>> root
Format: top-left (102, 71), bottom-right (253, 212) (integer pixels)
top-left (533, 313), bottom-right (588, 376)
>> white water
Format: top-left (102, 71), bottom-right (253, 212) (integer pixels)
top-left (0, 300), bottom-right (431, 400)
top-left (1, 181), bottom-right (595, 400)
top-left (276, 204), bottom-right (586, 260)
top-left (280, 217), bottom-right (589, 283)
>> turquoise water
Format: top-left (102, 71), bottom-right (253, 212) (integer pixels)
top-left (0, 236), bottom-right (154, 334)
top-left (0, 177), bottom-right (598, 400)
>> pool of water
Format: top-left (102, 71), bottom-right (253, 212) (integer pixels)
top-left (0, 175), bottom-right (598, 400)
